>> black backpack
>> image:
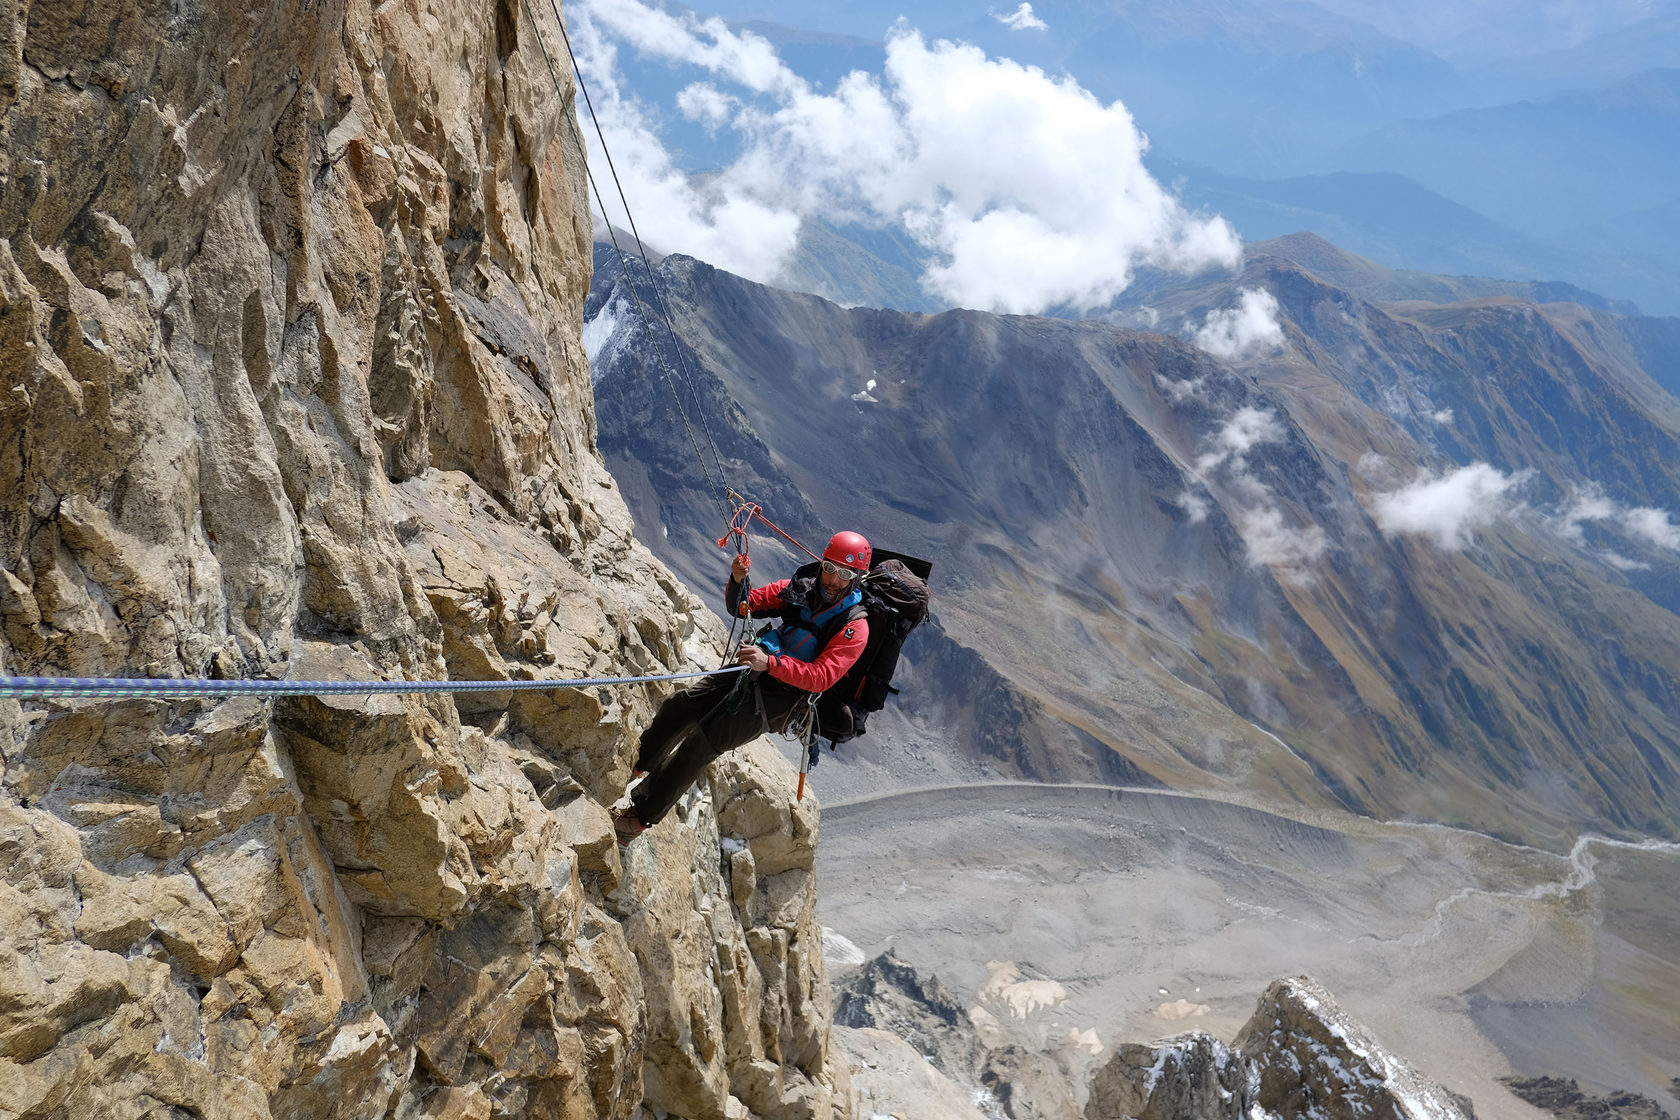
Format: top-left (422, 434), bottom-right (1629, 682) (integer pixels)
top-left (817, 551), bottom-right (931, 745)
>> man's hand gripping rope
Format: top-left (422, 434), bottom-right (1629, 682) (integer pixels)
top-left (716, 495), bottom-right (815, 801)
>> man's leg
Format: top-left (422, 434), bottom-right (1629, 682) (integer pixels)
top-left (629, 679), bottom-right (807, 827)
top-left (634, 673), bottom-right (737, 775)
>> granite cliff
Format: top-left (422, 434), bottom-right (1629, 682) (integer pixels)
top-left (0, 1), bottom-right (847, 1116)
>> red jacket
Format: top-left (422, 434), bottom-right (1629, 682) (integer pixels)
top-left (727, 576), bottom-right (869, 693)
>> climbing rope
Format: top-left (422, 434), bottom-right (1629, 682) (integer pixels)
top-left (512, 7), bottom-right (836, 717)
top-left (520, 0), bottom-right (735, 531)
top-left (716, 493), bottom-right (822, 563)
top-left (713, 493), bottom-right (822, 661)
top-left (518, 4), bottom-right (831, 586)
top-left (717, 498), bottom-right (756, 657)
top-left (0, 664), bottom-right (746, 701)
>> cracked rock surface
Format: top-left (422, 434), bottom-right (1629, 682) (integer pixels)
top-left (0, 1), bottom-right (847, 1116)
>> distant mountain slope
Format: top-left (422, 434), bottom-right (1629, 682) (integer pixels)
top-left (1331, 68), bottom-right (1680, 312)
top-left (588, 243), bottom-right (1680, 849)
top-left (1623, 315), bottom-right (1680, 402)
top-left (1206, 231), bottom-right (1638, 309)
top-left (1155, 165), bottom-right (1671, 315)
top-left (777, 219), bottom-right (943, 314)
top-left (1475, 11), bottom-right (1680, 99)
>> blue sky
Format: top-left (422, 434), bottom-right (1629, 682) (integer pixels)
top-left (568, 0), bottom-right (1246, 312)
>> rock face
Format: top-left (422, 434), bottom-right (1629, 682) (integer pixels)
top-left (0, 1), bottom-right (845, 1117)
top-left (1502, 1077), bottom-right (1676, 1120)
top-left (832, 958), bottom-right (1470, 1120)
top-left (833, 952), bottom-right (1102, 1120)
top-left (1086, 976), bottom-right (1473, 1120)
top-left (835, 950), bottom-right (986, 1089)
top-left (834, 1025), bottom-right (995, 1120)
top-left (615, 741), bottom-right (850, 1120)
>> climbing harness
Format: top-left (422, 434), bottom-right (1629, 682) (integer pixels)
top-left (724, 653), bottom-right (760, 715)
top-left (0, 664), bottom-right (746, 701)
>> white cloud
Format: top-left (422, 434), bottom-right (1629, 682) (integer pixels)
top-left (1196, 406), bottom-right (1284, 474)
top-left (1371, 463), bottom-right (1521, 550)
top-left (1179, 490), bottom-right (1210, 523)
top-left (1187, 406), bottom-right (1323, 577)
top-left (1625, 507), bottom-right (1680, 550)
top-left (1559, 487), bottom-right (1617, 544)
top-left (996, 3), bottom-right (1049, 31)
top-left (1194, 288), bottom-right (1285, 360)
top-left (1236, 506), bottom-right (1329, 573)
top-left (1354, 451), bottom-right (1406, 488)
top-left (570, 0), bottom-right (1241, 313)
top-left (1556, 485), bottom-right (1680, 555)
top-left (1602, 551), bottom-right (1650, 571)
top-left (1157, 374), bottom-right (1205, 404)
top-left (581, 0), bottom-right (801, 97)
top-left (677, 82), bottom-right (736, 130)
top-left (563, 11), bottom-right (805, 278)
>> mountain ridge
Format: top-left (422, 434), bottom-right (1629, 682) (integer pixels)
top-left (590, 238), bottom-right (1680, 850)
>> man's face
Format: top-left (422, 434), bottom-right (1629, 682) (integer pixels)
top-left (818, 563), bottom-right (854, 602)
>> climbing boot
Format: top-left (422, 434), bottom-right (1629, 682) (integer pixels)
top-left (612, 807), bottom-right (646, 849)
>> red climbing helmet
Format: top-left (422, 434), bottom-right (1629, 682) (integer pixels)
top-left (823, 530), bottom-right (871, 574)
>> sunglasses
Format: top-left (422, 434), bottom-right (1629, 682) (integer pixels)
top-left (820, 559), bottom-right (860, 579)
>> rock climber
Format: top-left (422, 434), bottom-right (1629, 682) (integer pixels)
top-left (612, 531), bottom-right (873, 845)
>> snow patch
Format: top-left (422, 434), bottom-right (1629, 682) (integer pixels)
top-left (583, 297), bottom-right (628, 377)
top-left (822, 927), bottom-right (867, 968)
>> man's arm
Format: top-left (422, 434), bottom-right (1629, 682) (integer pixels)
top-left (762, 616), bottom-right (869, 693)
top-left (726, 576), bottom-right (790, 618)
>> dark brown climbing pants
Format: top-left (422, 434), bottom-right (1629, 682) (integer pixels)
top-left (630, 671), bottom-right (809, 826)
